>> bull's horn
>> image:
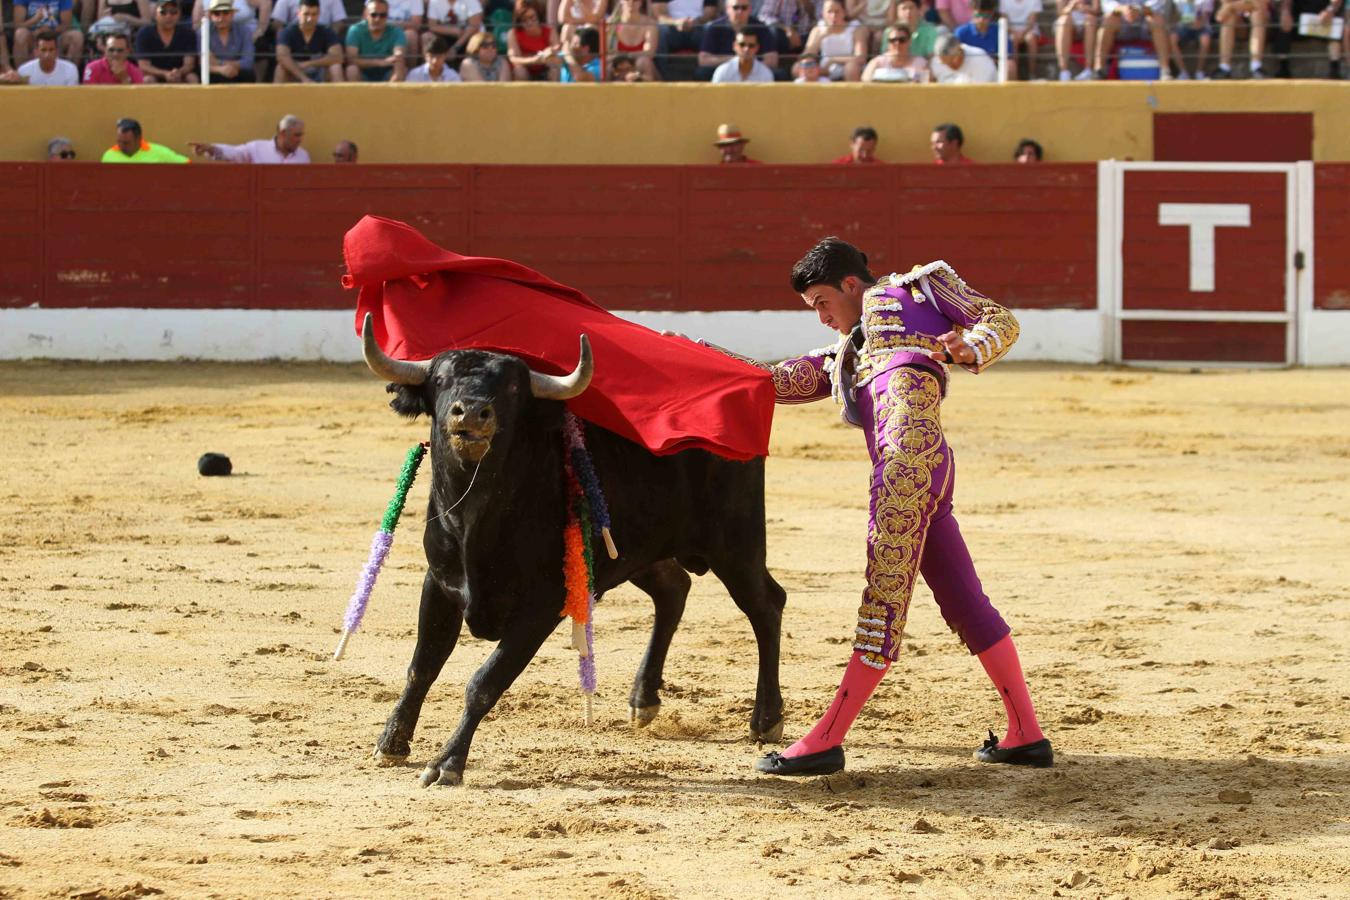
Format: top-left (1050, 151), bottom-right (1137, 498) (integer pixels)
top-left (362, 313), bottom-right (431, 385)
top-left (529, 335), bottom-right (593, 400)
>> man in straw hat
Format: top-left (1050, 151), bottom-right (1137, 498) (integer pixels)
top-left (714, 123), bottom-right (761, 164)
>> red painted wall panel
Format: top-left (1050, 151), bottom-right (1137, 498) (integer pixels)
top-left (1153, 113), bottom-right (1314, 163)
top-left (1, 163), bottom-right (1097, 313)
top-left (1121, 320), bottom-right (1286, 363)
top-left (1314, 164), bottom-right (1350, 311)
top-left (1121, 170), bottom-right (1287, 313)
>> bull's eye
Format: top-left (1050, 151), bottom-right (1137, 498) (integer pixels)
top-left (433, 374), bottom-right (448, 388)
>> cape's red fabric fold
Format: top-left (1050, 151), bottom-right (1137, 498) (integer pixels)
top-left (345, 215), bottom-right (774, 460)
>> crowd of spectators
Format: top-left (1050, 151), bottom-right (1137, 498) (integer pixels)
top-left (1, 0), bottom-right (1344, 82)
top-left (713, 120), bottom-right (1047, 161)
top-left (42, 111), bottom-right (360, 161)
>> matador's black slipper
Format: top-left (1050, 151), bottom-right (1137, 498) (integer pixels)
top-left (974, 730), bottom-right (1054, 767)
top-left (755, 746), bottom-right (845, 777)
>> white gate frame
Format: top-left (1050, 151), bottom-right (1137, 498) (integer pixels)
top-left (1096, 160), bottom-right (1311, 367)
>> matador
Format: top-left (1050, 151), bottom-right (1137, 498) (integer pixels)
top-left (711, 237), bottom-right (1055, 776)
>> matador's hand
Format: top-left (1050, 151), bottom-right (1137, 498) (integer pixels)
top-left (930, 330), bottom-right (976, 365)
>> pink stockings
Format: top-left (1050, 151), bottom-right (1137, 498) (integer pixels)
top-left (782, 635), bottom-right (1044, 759)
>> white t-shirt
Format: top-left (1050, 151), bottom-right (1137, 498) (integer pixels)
top-left (385, 0), bottom-right (422, 22)
top-left (711, 57), bottom-right (775, 82)
top-left (407, 61), bottom-right (464, 80)
top-left (999, 0), bottom-right (1042, 28)
top-left (426, 0), bottom-right (483, 22)
top-left (271, 0), bottom-right (346, 26)
top-left (18, 58), bottom-right (80, 85)
top-left (930, 43), bottom-right (998, 82)
top-left (664, 0), bottom-right (708, 19)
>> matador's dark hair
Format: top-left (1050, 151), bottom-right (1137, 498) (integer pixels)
top-left (789, 237), bottom-right (875, 294)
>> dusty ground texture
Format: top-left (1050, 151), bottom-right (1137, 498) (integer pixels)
top-left (1, 361), bottom-right (1347, 900)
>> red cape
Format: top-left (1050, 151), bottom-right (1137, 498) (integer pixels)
top-left (344, 216), bottom-right (774, 460)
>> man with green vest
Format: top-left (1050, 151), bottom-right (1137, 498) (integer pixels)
top-left (101, 118), bottom-right (190, 164)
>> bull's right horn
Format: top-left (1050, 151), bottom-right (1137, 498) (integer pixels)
top-left (529, 334), bottom-right (593, 400)
top-left (362, 313), bottom-right (431, 385)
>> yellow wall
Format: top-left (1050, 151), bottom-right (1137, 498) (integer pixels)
top-left (9, 81), bottom-right (1350, 165)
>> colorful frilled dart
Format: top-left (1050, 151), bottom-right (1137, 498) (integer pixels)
top-left (562, 411), bottom-right (609, 724)
top-left (333, 442), bottom-right (427, 661)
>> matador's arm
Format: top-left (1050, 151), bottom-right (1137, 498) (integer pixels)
top-left (901, 263), bottom-right (1020, 374)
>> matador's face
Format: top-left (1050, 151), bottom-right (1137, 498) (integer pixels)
top-left (801, 276), bottom-right (864, 335)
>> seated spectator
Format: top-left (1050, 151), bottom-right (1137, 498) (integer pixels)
top-left (507, 0), bottom-right (561, 80)
top-left (609, 52), bottom-right (645, 78)
top-left (459, 28), bottom-right (514, 77)
top-left (49, 137), bottom-right (78, 160)
top-left (1013, 137), bottom-right (1042, 161)
top-left (1220, 0), bottom-right (1269, 78)
top-left (559, 0), bottom-right (605, 46)
top-left (12, 0), bottom-right (86, 64)
top-left (97, 0), bottom-right (152, 32)
top-left (1171, 0), bottom-right (1215, 79)
top-left (699, 0), bottom-right (778, 79)
top-left (804, 0), bottom-right (869, 80)
top-left (758, 0), bottom-right (816, 57)
top-left (136, 0), bottom-right (200, 83)
top-left (859, 0), bottom-right (896, 53)
top-left (714, 122), bottom-right (761, 163)
top-left (203, 0), bottom-right (257, 82)
top-left (559, 24), bottom-right (602, 79)
top-left (276, 0), bottom-right (345, 82)
top-left (792, 49), bottom-right (824, 79)
top-left (409, 34), bottom-right (464, 78)
top-left (424, 0), bottom-right (484, 59)
top-left (955, 0), bottom-right (1013, 77)
top-left (346, 0), bottom-right (408, 81)
top-left (383, 0), bottom-right (424, 62)
top-left (711, 25), bottom-right (775, 78)
top-left (895, 0), bottom-right (936, 57)
top-left (936, 0), bottom-right (974, 29)
top-left (608, 0), bottom-right (661, 82)
top-left (192, 0), bottom-right (266, 42)
top-left (931, 121), bottom-right (972, 164)
top-left (271, 0), bottom-right (346, 30)
top-left (102, 117), bottom-right (189, 163)
top-left (1096, 0), bottom-right (1170, 79)
top-left (999, 0), bottom-right (1042, 78)
top-left (1269, 0), bottom-right (1332, 79)
top-left (655, 0), bottom-right (720, 67)
top-left (332, 139), bottom-right (358, 162)
top-left (1054, 0), bottom-right (1098, 79)
top-left (84, 31), bottom-right (146, 82)
top-left (930, 32), bottom-right (998, 79)
top-left (190, 114), bottom-right (311, 164)
top-left (862, 23), bottom-right (930, 79)
top-left (0, 7), bottom-right (11, 75)
top-left (833, 125), bottom-right (882, 163)
top-left (0, 30), bottom-right (80, 83)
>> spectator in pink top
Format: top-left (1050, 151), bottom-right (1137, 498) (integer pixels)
top-left (936, 0), bottom-right (974, 28)
top-left (83, 32), bottom-right (147, 82)
top-left (189, 115), bottom-right (312, 164)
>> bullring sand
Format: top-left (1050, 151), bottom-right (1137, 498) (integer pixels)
top-left (1, 361), bottom-right (1347, 899)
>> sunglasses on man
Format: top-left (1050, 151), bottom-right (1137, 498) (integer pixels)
top-left (59, 150), bottom-right (77, 159)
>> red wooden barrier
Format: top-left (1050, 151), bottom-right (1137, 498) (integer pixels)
top-left (1315, 164), bottom-right (1350, 311)
top-left (2, 163), bottom-right (1097, 312)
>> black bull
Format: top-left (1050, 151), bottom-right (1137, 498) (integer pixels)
top-left (361, 317), bottom-right (787, 786)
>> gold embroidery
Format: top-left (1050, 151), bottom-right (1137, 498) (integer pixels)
top-left (771, 356), bottom-right (830, 403)
top-left (852, 368), bottom-right (946, 664)
top-left (926, 271), bottom-right (1020, 372)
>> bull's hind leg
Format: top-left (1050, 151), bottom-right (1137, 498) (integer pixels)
top-left (375, 572), bottom-right (463, 765)
top-left (627, 559), bottom-right (691, 727)
top-left (712, 562), bottom-right (787, 743)
top-left (420, 607), bottom-right (560, 787)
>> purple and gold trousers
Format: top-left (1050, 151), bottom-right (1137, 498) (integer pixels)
top-left (853, 365), bottom-right (1011, 669)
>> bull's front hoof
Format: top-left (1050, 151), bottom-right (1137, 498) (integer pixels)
top-left (419, 764), bottom-right (463, 787)
top-left (373, 747), bottom-right (409, 767)
top-left (751, 718), bottom-right (785, 744)
top-left (629, 704), bottom-right (661, 727)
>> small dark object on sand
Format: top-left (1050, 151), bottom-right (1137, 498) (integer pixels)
top-left (198, 453), bottom-right (233, 477)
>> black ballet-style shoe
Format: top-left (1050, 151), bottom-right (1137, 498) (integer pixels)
top-left (974, 730), bottom-right (1054, 768)
top-left (755, 745), bottom-right (845, 777)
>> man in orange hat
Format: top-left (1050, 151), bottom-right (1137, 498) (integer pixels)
top-left (714, 123), bottom-right (761, 164)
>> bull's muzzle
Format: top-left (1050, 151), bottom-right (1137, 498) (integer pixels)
top-left (445, 400), bottom-right (496, 462)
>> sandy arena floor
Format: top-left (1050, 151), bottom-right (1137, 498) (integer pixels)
top-left (1, 361), bottom-right (1347, 900)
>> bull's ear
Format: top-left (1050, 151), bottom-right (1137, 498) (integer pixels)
top-left (386, 383), bottom-right (429, 419)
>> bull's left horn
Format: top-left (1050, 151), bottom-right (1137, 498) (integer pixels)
top-left (529, 335), bottom-right (593, 400)
top-left (362, 313), bottom-right (432, 385)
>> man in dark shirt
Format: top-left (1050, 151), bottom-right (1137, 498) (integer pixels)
top-left (696, 0), bottom-right (777, 79)
top-left (135, 0), bottom-right (199, 83)
top-left (276, 0), bottom-right (345, 82)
